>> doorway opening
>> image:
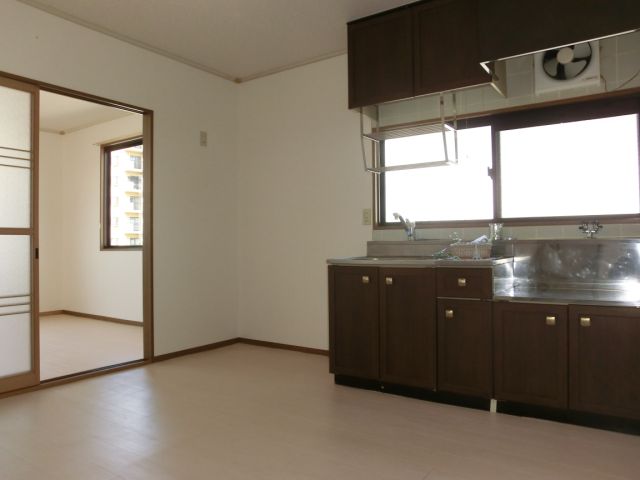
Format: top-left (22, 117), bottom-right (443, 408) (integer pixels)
top-left (38, 91), bottom-right (145, 380)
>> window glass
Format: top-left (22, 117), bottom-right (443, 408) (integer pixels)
top-left (500, 114), bottom-right (639, 218)
top-left (383, 126), bottom-right (493, 222)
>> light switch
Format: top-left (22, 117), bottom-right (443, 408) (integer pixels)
top-left (200, 131), bottom-right (208, 147)
top-left (362, 208), bottom-right (372, 225)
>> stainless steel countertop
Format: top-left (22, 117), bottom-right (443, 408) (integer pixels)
top-left (327, 256), bottom-right (513, 267)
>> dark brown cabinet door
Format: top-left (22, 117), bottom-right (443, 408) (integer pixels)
top-left (414, 0), bottom-right (490, 96)
top-left (380, 268), bottom-right (436, 389)
top-left (329, 266), bottom-right (379, 379)
top-left (494, 303), bottom-right (568, 408)
top-left (569, 305), bottom-right (640, 420)
top-left (437, 299), bottom-right (492, 398)
top-left (348, 8), bottom-right (415, 109)
top-left (478, 0), bottom-right (640, 63)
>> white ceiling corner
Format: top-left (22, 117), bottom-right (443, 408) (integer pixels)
top-left (17, 0), bottom-right (413, 82)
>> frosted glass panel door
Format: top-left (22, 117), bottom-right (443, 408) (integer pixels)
top-left (0, 76), bottom-right (39, 393)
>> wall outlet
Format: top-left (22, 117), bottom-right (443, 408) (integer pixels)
top-left (199, 130), bottom-right (208, 147)
top-left (362, 208), bottom-right (372, 225)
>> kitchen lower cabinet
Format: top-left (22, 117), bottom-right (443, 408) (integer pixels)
top-left (380, 268), bottom-right (436, 389)
top-left (437, 299), bottom-right (492, 398)
top-left (493, 302), bottom-right (568, 408)
top-left (329, 266), bottom-right (379, 379)
top-left (569, 305), bottom-right (640, 420)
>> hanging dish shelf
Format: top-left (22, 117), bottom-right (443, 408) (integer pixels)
top-left (360, 93), bottom-right (459, 174)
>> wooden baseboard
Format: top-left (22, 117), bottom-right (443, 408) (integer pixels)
top-left (237, 338), bottom-right (329, 356)
top-left (152, 337), bottom-right (328, 362)
top-left (39, 309), bottom-right (143, 327)
top-left (153, 338), bottom-right (240, 361)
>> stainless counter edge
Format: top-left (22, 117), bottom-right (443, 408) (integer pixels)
top-left (327, 257), bottom-right (513, 267)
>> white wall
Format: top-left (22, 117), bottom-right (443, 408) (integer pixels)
top-left (1, 0), bottom-right (238, 355)
top-left (39, 131), bottom-right (64, 312)
top-left (237, 56), bottom-right (371, 349)
top-left (39, 115), bottom-right (144, 322)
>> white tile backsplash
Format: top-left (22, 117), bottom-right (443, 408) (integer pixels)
top-left (378, 31), bottom-right (640, 127)
top-left (373, 223), bottom-right (640, 242)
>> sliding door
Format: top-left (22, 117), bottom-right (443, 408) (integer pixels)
top-left (0, 76), bottom-right (39, 393)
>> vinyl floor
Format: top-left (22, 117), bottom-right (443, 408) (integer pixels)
top-left (40, 314), bottom-right (143, 380)
top-left (1, 343), bottom-right (639, 479)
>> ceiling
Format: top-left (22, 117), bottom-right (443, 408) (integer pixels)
top-left (18, 0), bottom-right (412, 82)
top-left (40, 91), bottom-right (135, 134)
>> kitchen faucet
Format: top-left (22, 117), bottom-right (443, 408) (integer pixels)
top-left (579, 221), bottom-right (603, 239)
top-left (393, 212), bottom-right (416, 241)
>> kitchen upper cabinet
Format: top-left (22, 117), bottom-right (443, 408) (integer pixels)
top-left (380, 268), bottom-right (436, 389)
top-left (437, 299), bottom-right (492, 397)
top-left (347, 0), bottom-right (491, 108)
top-left (414, 0), bottom-right (490, 96)
top-left (494, 303), bottom-right (568, 408)
top-left (348, 8), bottom-right (415, 109)
top-left (477, 0), bottom-right (640, 63)
top-left (569, 305), bottom-right (640, 420)
top-left (329, 266), bottom-right (379, 379)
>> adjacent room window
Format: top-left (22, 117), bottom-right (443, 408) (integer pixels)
top-left (379, 96), bottom-right (640, 225)
top-left (102, 138), bottom-right (143, 248)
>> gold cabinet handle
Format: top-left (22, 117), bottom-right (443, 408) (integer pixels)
top-left (545, 316), bottom-right (556, 326)
top-left (361, 275), bottom-right (369, 284)
top-left (580, 317), bottom-right (591, 327)
top-left (457, 278), bottom-right (467, 287)
top-left (385, 277), bottom-right (393, 286)
top-left (445, 309), bottom-right (454, 319)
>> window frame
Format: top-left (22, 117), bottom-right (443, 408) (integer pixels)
top-left (376, 92), bottom-right (640, 229)
top-left (100, 137), bottom-right (144, 250)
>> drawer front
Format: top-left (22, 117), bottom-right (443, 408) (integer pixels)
top-left (437, 268), bottom-right (492, 299)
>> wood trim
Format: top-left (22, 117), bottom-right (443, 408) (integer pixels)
top-left (152, 338), bottom-right (241, 361)
top-left (0, 69), bottom-right (151, 114)
top-left (0, 227), bottom-right (32, 235)
top-left (237, 338), bottom-right (330, 356)
top-left (142, 112), bottom-right (154, 360)
top-left (29, 75), bottom-right (40, 387)
top-left (58, 310), bottom-right (143, 327)
top-left (39, 310), bottom-right (64, 316)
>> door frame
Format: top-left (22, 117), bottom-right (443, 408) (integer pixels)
top-left (0, 69), bottom-right (155, 368)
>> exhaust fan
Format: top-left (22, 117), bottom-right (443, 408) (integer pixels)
top-left (534, 41), bottom-right (600, 94)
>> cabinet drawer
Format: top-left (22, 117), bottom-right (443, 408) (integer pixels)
top-left (437, 268), bottom-right (492, 299)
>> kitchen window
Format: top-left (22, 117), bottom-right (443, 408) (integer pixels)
top-left (378, 94), bottom-right (640, 226)
top-left (102, 138), bottom-right (144, 248)
top-left (382, 124), bottom-right (493, 223)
